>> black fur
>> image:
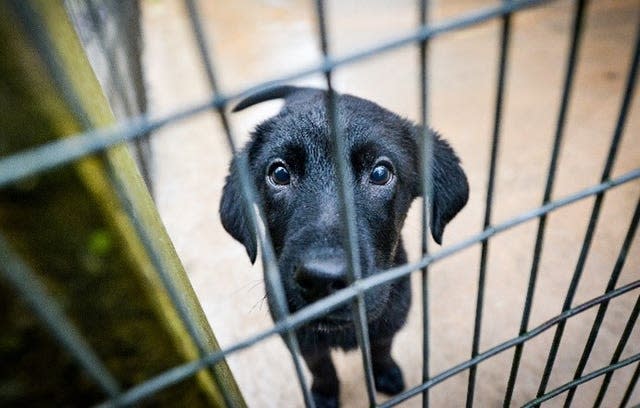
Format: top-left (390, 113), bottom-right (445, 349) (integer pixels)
top-left (220, 86), bottom-right (468, 407)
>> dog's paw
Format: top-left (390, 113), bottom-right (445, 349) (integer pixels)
top-left (312, 391), bottom-right (339, 408)
top-left (374, 362), bottom-right (405, 395)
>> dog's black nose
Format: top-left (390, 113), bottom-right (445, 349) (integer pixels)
top-left (294, 258), bottom-right (349, 302)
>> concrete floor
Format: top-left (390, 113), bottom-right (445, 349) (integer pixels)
top-left (143, 0), bottom-right (640, 406)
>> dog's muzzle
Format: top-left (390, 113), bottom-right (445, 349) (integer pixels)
top-left (294, 257), bottom-right (348, 303)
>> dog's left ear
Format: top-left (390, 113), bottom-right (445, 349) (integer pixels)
top-left (219, 159), bottom-right (258, 263)
top-left (412, 127), bottom-right (469, 245)
top-left (223, 85), bottom-right (319, 263)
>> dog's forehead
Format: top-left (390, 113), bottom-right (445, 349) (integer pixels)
top-left (249, 93), bottom-right (410, 161)
top-left (287, 93), bottom-right (402, 134)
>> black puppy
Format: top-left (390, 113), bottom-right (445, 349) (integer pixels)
top-left (220, 86), bottom-right (468, 407)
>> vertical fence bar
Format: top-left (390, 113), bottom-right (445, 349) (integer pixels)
top-left (593, 292), bottom-right (640, 407)
top-left (467, 2), bottom-right (512, 408)
top-left (503, 1), bottom-right (587, 404)
top-left (0, 234), bottom-right (121, 399)
top-left (379, 275), bottom-right (640, 407)
top-left (562, 23), bottom-right (640, 407)
top-left (520, 352), bottom-right (640, 408)
top-left (619, 360), bottom-right (640, 408)
top-left (183, 1), bottom-right (315, 406)
top-left (417, 0), bottom-right (432, 406)
top-left (535, 1), bottom-right (636, 399)
top-left (179, 3), bottom-right (255, 407)
top-left (313, 1), bottom-right (378, 405)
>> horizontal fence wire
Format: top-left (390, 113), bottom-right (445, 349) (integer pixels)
top-left (537, 0), bottom-right (636, 398)
top-left (522, 352), bottom-right (640, 408)
top-left (2, 0), bottom-right (638, 406)
top-left (532, 194), bottom-right (640, 407)
top-left (95, 168), bottom-right (640, 406)
top-left (0, 234), bottom-right (121, 399)
top-left (0, 0), bottom-right (556, 190)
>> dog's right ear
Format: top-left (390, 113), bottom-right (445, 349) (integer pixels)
top-left (410, 127), bottom-right (469, 245)
top-left (219, 160), bottom-right (258, 263)
top-left (428, 135), bottom-right (469, 245)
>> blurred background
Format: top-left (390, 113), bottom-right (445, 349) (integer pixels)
top-left (144, 0), bottom-right (639, 406)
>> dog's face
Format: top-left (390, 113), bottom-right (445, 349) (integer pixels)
top-left (220, 86), bottom-right (468, 329)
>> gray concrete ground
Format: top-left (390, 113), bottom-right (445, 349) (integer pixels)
top-left (143, 0), bottom-right (639, 406)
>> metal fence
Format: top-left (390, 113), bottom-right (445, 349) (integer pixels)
top-left (1, 0), bottom-right (639, 407)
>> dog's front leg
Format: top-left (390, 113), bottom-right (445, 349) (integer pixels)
top-left (371, 336), bottom-right (405, 395)
top-left (301, 347), bottom-right (339, 408)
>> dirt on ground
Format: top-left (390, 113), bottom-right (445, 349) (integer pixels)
top-left (143, 0), bottom-right (639, 406)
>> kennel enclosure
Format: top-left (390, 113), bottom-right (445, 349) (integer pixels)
top-left (1, 0), bottom-right (639, 407)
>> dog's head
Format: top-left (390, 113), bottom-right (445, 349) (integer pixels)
top-left (220, 86), bottom-right (468, 327)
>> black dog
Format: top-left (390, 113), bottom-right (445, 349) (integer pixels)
top-left (220, 86), bottom-right (468, 407)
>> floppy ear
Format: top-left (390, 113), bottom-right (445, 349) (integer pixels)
top-left (219, 159), bottom-right (258, 263)
top-left (222, 84), bottom-right (323, 262)
top-left (413, 128), bottom-right (469, 245)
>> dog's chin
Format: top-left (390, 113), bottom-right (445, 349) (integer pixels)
top-left (300, 290), bottom-right (391, 334)
top-left (308, 312), bottom-right (353, 333)
top-left (281, 280), bottom-right (394, 331)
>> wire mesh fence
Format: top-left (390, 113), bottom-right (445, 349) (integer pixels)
top-left (1, 0), bottom-right (639, 407)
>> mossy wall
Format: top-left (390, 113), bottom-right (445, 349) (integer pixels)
top-left (0, 1), bottom-right (244, 406)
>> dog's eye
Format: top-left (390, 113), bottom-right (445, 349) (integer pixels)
top-left (268, 162), bottom-right (291, 186)
top-left (369, 163), bottom-right (393, 185)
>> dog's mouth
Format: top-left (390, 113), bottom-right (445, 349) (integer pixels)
top-left (290, 280), bottom-right (394, 332)
top-left (303, 293), bottom-right (389, 333)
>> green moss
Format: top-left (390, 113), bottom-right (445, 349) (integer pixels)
top-left (88, 229), bottom-right (113, 256)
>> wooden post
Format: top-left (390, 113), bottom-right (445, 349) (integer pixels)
top-left (0, 1), bottom-right (245, 406)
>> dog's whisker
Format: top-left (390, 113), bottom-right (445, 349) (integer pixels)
top-left (249, 294), bottom-right (268, 313)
